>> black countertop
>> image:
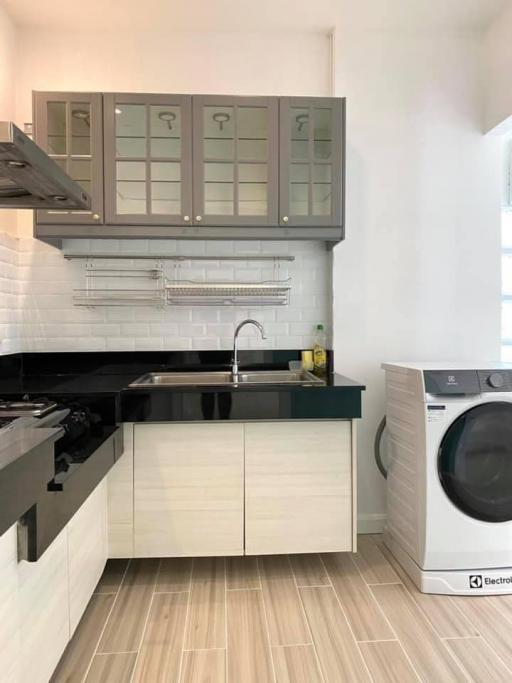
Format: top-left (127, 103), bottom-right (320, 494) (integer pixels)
top-left (0, 350), bottom-right (365, 421)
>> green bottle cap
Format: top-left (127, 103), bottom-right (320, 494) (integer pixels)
top-left (316, 324), bottom-right (324, 331)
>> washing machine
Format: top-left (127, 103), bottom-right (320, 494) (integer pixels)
top-left (382, 362), bottom-right (512, 595)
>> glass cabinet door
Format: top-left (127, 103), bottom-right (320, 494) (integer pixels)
top-left (34, 92), bottom-right (104, 225)
top-left (279, 97), bottom-right (344, 228)
top-left (192, 96), bottom-right (278, 226)
top-left (103, 94), bottom-right (192, 225)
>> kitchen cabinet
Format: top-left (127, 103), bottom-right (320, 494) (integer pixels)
top-left (245, 421), bottom-right (353, 554)
top-left (0, 525), bottom-right (21, 683)
top-left (0, 478), bottom-right (109, 683)
top-left (107, 423), bottom-right (134, 558)
top-left (279, 97), bottom-right (345, 229)
top-left (18, 527), bottom-right (70, 683)
top-left (33, 91), bottom-right (104, 225)
top-left (133, 423), bottom-right (244, 557)
top-left (192, 95), bottom-right (278, 226)
top-left (109, 420), bottom-right (355, 558)
top-left (103, 93), bottom-right (193, 225)
top-left (34, 91), bottom-right (345, 241)
top-left (67, 478), bottom-right (108, 635)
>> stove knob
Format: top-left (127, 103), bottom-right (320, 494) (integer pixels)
top-left (488, 372), bottom-right (505, 389)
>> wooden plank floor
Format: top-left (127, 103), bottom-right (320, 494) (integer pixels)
top-left (50, 535), bottom-right (512, 682)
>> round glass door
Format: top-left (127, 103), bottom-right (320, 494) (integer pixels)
top-left (438, 402), bottom-right (512, 522)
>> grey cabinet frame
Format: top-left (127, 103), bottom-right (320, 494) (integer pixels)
top-left (192, 95), bottom-right (279, 226)
top-left (279, 97), bottom-right (345, 230)
top-left (33, 91), bottom-right (104, 225)
top-left (103, 93), bottom-right (193, 226)
top-left (33, 92), bottom-right (345, 243)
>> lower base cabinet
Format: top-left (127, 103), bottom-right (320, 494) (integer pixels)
top-left (67, 478), bottom-right (108, 634)
top-left (0, 479), bottom-right (108, 683)
top-left (110, 420), bottom-right (355, 558)
top-left (245, 421), bottom-right (353, 555)
top-left (134, 423), bottom-right (244, 557)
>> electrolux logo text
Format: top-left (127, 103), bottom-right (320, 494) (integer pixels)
top-left (469, 574), bottom-right (512, 588)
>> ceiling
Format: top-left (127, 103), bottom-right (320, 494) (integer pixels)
top-left (2, 0), bottom-right (509, 32)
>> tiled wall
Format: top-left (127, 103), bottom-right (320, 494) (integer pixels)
top-left (0, 233), bottom-right (21, 355)
top-left (13, 238), bottom-right (332, 353)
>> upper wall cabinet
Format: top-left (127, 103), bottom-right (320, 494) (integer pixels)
top-left (279, 97), bottom-right (344, 229)
top-left (103, 93), bottom-right (193, 225)
top-left (33, 92), bottom-right (345, 242)
top-left (192, 96), bottom-right (278, 226)
top-left (33, 92), bottom-right (104, 225)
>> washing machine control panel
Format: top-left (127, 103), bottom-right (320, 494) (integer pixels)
top-left (424, 369), bottom-right (512, 395)
top-left (477, 370), bottom-right (512, 392)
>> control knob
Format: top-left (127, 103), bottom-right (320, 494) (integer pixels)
top-left (488, 372), bottom-right (505, 389)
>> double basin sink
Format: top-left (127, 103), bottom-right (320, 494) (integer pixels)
top-left (129, 369), bottom-right (325, 388)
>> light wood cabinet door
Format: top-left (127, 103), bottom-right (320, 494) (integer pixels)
top-left (18, 528), bottom-right (70, 683)
top-left (67, 478), bottom-right (108, 635)
top-left (245, 421), bottom-right (353, 555)
top-left (0, 525), bottom-right (21, 683)
top-left (134, 423), bottom-right (244, 557)
top-left (107, 423), bottom-right (134, 558)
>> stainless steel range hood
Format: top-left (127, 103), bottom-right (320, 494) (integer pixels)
top-left (0, 122), bottom-right (91, 210)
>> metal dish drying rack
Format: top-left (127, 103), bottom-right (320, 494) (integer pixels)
top-left (68, 254), bottom-right (293, 308)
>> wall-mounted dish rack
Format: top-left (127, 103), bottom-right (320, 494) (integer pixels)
top-left (165, 279), bottom-right (291, 306)
top-left (66, 253), bottom-right (294, 308)
top-left (73, 267), bottom-right (166, 307)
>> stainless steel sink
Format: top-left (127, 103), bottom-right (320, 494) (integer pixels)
top-left (128, 369), bottom-right (325, 388)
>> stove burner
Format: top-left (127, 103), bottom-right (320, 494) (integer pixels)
top-left (0, 399), bottom-right (57, 417)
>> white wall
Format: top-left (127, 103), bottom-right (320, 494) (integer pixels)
top-left (483, 3), bottom-right (512, 133)
top-left (0, 7), bottom-right (20, 354)
top-left (0, 5), bottom-right (15, 120)
top-left (333, 28), bottom-right (502, 528)
top-left (0, 5), bottom-right (18, 239)
top-left (5, 22), bottom-right (504, 527)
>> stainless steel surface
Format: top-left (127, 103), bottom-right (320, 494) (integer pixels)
top-left (0, 399), bottom-right (58, 417)
top-left (232, 319), bottom-right (266, 380)
top-left (165, 280), bottom-right (291, 307)
top-left (63, 253), bottom-right (295, 262)
top-left (0, 121), bottom-right (91, 209)
top-left (129, 369), bottom-right (325, 387)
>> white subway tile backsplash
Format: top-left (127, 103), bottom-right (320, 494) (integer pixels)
top-left (179, 323), bottom-right (206, 337)
top-left (106, 337), bottom-right (136, 350)
top-left (192, 309), bottom-right (219, 323)
top-left (1, 237), bottom-right (331, 354)
top-left (120, 323), bottom-right (152, 337)
top-left (192, 337), bottom-right (220, 350)
top-left (162, 337), bottom-right (192, 349)
top-left (206, 323), bottom-right (235, 337)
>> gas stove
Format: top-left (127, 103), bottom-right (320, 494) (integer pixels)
top-left (0, 398), bottom-right (58, 418)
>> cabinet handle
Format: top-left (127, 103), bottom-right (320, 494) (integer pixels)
top-left (184, 215), bottom-right (190, 222)
top-left (195, 215), bottom-right (202, 222)
top-left (92, 213), bottom-right (101, 221)
top-left (282, 216), bottom-right (289, 223)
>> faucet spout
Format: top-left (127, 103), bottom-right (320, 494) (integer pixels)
top-left (232, 319), bottom-right (267, 380)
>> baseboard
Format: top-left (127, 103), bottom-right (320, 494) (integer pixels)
top-left (357, 513), bottom-right (386, 534)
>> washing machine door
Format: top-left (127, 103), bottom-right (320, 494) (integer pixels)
top-left (438, 401), bottom-right (512, 522)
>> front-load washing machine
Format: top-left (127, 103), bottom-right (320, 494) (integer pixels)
top-left (382, 362), bottom-right (512, 595)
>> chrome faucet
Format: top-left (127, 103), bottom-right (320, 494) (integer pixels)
top-left (232, 319), bottom-right (266, 380)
